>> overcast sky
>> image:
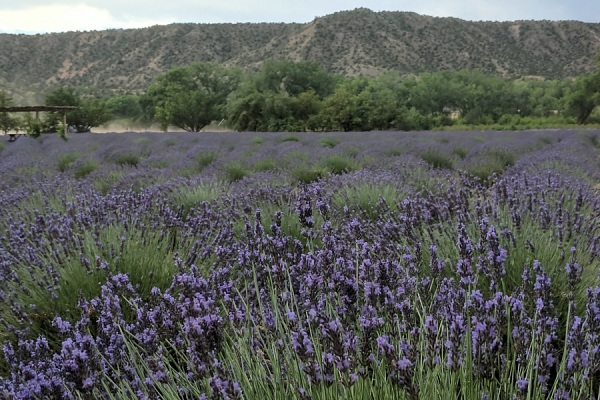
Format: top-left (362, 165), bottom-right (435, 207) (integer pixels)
top-left (1, 1), bottom-right (599, 34)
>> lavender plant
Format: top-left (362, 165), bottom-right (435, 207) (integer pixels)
top-left (0, 129), bottom-right (599, 399)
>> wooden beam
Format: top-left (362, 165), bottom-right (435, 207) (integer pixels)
top-left (0, 106), bottom-right (78, 112)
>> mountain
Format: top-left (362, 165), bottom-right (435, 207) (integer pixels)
top-left (1, 8), bottom-right (600, 103)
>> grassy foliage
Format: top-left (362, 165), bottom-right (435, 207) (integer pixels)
top-left (388, 148), bottom-right (403, 156)
top-left (252, 157), bottom-right (278, 172)
top-left (452, 147), bottom-right (468, 159)
top-left (319, 136), bottom-right (340, 148)
top-left (224, 161), bottom-right (250, 182)
top-left (291, 165), bottom-right (326, 184)
top-left (57, 152), bottom-right (79, 172)
top-left (465, 147), bottom-right (517, 182)
top-left (194, 151), bottom-right (219, 171)
top-left (93, 171), bottom-right (122, 195)
top-left (4, 223), bottom-right (179, 342)
top-left (582, 131), bottom-right (600, 148)
top-left (280, 135), bottom-right (300, 142)
top-left (332, 183), bottom-right (401, 219)
top-left (342, 146), bottom-right (360, 158)
top-left (163, 138), bottom-right (177, 147)
top-left (133, 137), bottom-right (151, 145)
top-left (74, 159), bottom-right (99, 178)
top-left (114, 152), bottom-right (141, 167)
top-left (147, 159), bottom-right (170, 169)
top-left (322, 154), bottom-right (359, 175)
top-left (172, 183), bottom-right (224, 214)
top-left (420, 148), bottom-right (454, 169)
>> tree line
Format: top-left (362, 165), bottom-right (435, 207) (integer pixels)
top-left (2, 58), bottom-right (600, 134)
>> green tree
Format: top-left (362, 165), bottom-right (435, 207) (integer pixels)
top-left (72, 99), bottom-right (111, 133)
top-left (227, 61), bottom-right (336, 132)
top-left (45, 87), bottom-right (79, 107)
top-left (0, 90), bottom-right (18, 134)
top-left (320, 77), bottom-right (371, 131)
top-left (406, 70), bottom-right (518, 125)
top-left (353, 72), bottom-right (413, 131)
top-left (21, 114), bottom-right (44, 137)
top-left (256, 60), bottom-right (340, 98)
top-left (226, 82), bottom-right (270, 131)
top-left (409, 71), bottom-right (463, 117)
top-left (105, 94), bottom-right (143, 120)
top-left (294, 90), bottom-right (323, 131)
top-left (565, 59), bottom-right (600, 124)
top-left (142, 63), bottom-right (242, 132)
top-left (45, 87), bottom-right (111, 133)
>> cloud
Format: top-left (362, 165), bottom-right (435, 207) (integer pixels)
top-left (411, 0), bottom-right (572, 22)
top-left (0, 4), bottom-right (168, 34)
top-left (0, 0), bottom-right (597, 34)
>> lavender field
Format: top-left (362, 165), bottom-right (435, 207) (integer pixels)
top-left (0, 129), bottom-right (599, 399)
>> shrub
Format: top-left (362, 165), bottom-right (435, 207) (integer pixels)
top-left (333, 183), bottom-right (401, 219)
top-left (319, 136), bottom-right (340, 148)
top-left (291, 165), bottom-right (325, 184)
top-left (16, 224), bottom-right (178, 340)
top-left (93, 171), bottom-right (122, 195)
top-left (466, 162), bottom-right (505, 183)
top-left (21, 114), bottom-right (44, 137)
top-left (323, 154), bottom-right (358, 175)
top-left (57, 153), bottom-right (79, 172)
top-left (133, 137), bottom-right (151, 145)
top-left (253, 158), bottom-right (278, 172)
top-left (583, 132), bottom-right (600, 148)
top-left (251, 136), bottom-right (266, 144)
top-left (147, 160), bottom-right (169, 169)
top-left (194, 152), bottom-right (219, 172)
top-left (284, 150), bottom-right (310, 164)
top-left (280, 135), bottom-right (300, 142)
top-left (74, 160), bottom-right (99, 179)
top-left (420, 148), bottom-right (454, 169)
top-left (224, 162), bottom-right (249, 182)
top-left (172, 183), bottom-right (224, 215)
top-left (486, 147), bottom-right (517, 168)
top-left (465, 147), bottom-right (517, 183)
top-left (343, 147), bottom-right (360, 158)
top-left (114, 153), bottom-right (141, 167)
top-left (452, 147), bottom-right (468, 159)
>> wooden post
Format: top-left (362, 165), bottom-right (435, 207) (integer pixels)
top-left (63, 111), bottom-right (68, 138)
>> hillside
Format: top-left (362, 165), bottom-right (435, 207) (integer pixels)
top-left (1, 8), bottom-right (600, 103)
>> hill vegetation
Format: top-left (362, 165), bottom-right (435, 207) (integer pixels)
top-left (1, 8), bottom-right (600, 103)
top-left (3, 57), bottom-right (600, 134)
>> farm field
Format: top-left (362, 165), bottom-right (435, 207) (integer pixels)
top-left (0, 129), bottom-right (599, 399)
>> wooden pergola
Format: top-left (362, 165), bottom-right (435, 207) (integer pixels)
top-left (0, 106), bottom-right (78, 141)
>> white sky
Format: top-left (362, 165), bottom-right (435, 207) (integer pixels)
top-left (0, 1), bottom-right (598, 34)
